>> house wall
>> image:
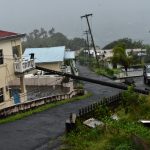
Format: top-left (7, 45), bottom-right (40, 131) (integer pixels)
top-left (0, 38), bottom-right (23, 109)
top-left (37, 62), bottom-right (63, 72)
top-left (10, 76), bottom-right (63, 86)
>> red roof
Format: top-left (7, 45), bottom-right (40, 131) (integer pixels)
top-left (0, 30), bottom-right (18, 38)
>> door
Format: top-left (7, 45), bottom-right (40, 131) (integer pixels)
top-left (12, 89), bottom-right (20, 104)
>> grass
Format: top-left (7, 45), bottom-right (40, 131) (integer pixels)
top-left (80, 56), bottom-right (121, 78)
top-left (63, 88), bottom-right (150, 150)
top-left (62, 120), bottom-right (136, 150)
top-left (93, 67), bottom-right (121, 79)
top-left (63, 117), bottom-right (150, 150)
top-left (0, 92), bottom-right (92, 125)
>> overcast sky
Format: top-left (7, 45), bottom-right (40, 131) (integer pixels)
top-left (1, 0), bottom-right (150, 47)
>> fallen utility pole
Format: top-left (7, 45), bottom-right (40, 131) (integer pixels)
top-left (36, 65), bottom-right (149, 95)
top-left (81, 14), bottom-right (99, 66)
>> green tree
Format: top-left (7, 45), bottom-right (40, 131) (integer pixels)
top-left (68, 38), bottom-right (86, 50)
top-left (23, 28), bottom-right (86, 50)
top-left (48, 27), bottom-right (55, 36)
top-left (48, 32), bottom-right (68, 47)
top-left (144, 44), bottom-right (150, 63)
top-left (103, 38), bottom-right (144, 49)
top-left (111, 45), bottom-right (132, 75)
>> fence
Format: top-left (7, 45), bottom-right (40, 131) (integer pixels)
top-left (65, 93), bottom-right (122, 133)
top-left (0, 89), bottom-right (84, 117)
top-left (78, 92), bottom-right (122, 119)
top-left (77, 89), bottom-right (150, 119)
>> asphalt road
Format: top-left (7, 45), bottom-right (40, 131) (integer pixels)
top-left (0, 64), bottom-right (124, 150)
top-left (134, 76), bottom-right (150, 90)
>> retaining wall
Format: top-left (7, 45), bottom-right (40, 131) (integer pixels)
top-left (0, 89), bottom-right (84, 117)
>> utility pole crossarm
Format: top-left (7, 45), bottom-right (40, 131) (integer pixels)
top-left (81, 14), bottom-right (93, 18)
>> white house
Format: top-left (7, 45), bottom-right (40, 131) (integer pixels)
top-left (0, 30), bottom-right (35, 109)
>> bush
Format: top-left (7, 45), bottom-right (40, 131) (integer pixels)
top-left (121, 86), bottom-right (140, 115)
top-left (93, 105), bottom-right (111, 119)
top-left (105, 134), bottom-right (135, 150)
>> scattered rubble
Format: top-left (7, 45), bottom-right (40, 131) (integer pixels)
top-left (83, 118), bottom-right (104, 128)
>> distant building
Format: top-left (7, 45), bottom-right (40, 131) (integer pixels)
top-left (24, 46), bottom-right (65, 72)
top-left (85, 48), bottom-right (147, 60)
top-left (24, 46), bottom-right (77, 75)
top-left (84, 48), bottom-right (147, 69)
top-left (84, 49), bottom-right (113, 60)
top-left (23, 46), bottom-right (77, 94)
top-left (126, 49), bottom-right (146, 56)
top-left (64, 51), bottom-right (78, 75)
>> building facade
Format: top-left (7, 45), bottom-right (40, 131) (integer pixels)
top-left (0, 30), bottom-right (35, 109)
top-left (24, 46), bottom-right (65, 72)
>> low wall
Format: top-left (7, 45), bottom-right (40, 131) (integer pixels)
top-left (0, 89), bottom-right (84, 117)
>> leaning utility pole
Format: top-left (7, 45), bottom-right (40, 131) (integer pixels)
top-left (81, 14), bottom-right (99, 66)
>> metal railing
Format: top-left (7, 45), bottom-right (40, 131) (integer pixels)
top-left (14, 59), bottom-right (35, 73)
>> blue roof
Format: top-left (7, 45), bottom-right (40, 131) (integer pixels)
top-left (65, 51), bottom-right (75, 59)
top-left (24, 46), bottom-right (65, 63)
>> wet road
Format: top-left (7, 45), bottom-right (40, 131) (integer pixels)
top-left (134, 76), bottom-right (150, 90)
top-left (0, 64), bottom-right (129, 150)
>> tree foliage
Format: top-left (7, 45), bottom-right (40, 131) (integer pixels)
top-left (121, 86), bottom-right (139, 114)
top-left (68, 38), bottom-right (86, 50)
top-left (111, 45), bottom-right (132, 72)
top-left (23, 28), bottom-right (86, 51)
top-left (103, 38), bottom-right (144, 49)
top-left (143, 44), bottom-right (150, 63)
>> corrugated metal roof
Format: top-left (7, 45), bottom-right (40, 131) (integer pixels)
top-left (65, 51), bottom-right (75, 59)
top-left (0, 30), bottom-right (25, 41)
top-left (0, 30), bottom-right (18, 37)
top-left (24, 46), bottom-right (65, 63)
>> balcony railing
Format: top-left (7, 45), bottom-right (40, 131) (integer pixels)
top-left (14, 59), bottom-right (35, 73)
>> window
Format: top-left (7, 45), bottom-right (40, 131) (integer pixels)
top-left (0, 49), bottom-right (3, 65)
top-left (12, 45), bottom-right (20, 58)
top-left (0, 88), bottom-right (4, 103)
